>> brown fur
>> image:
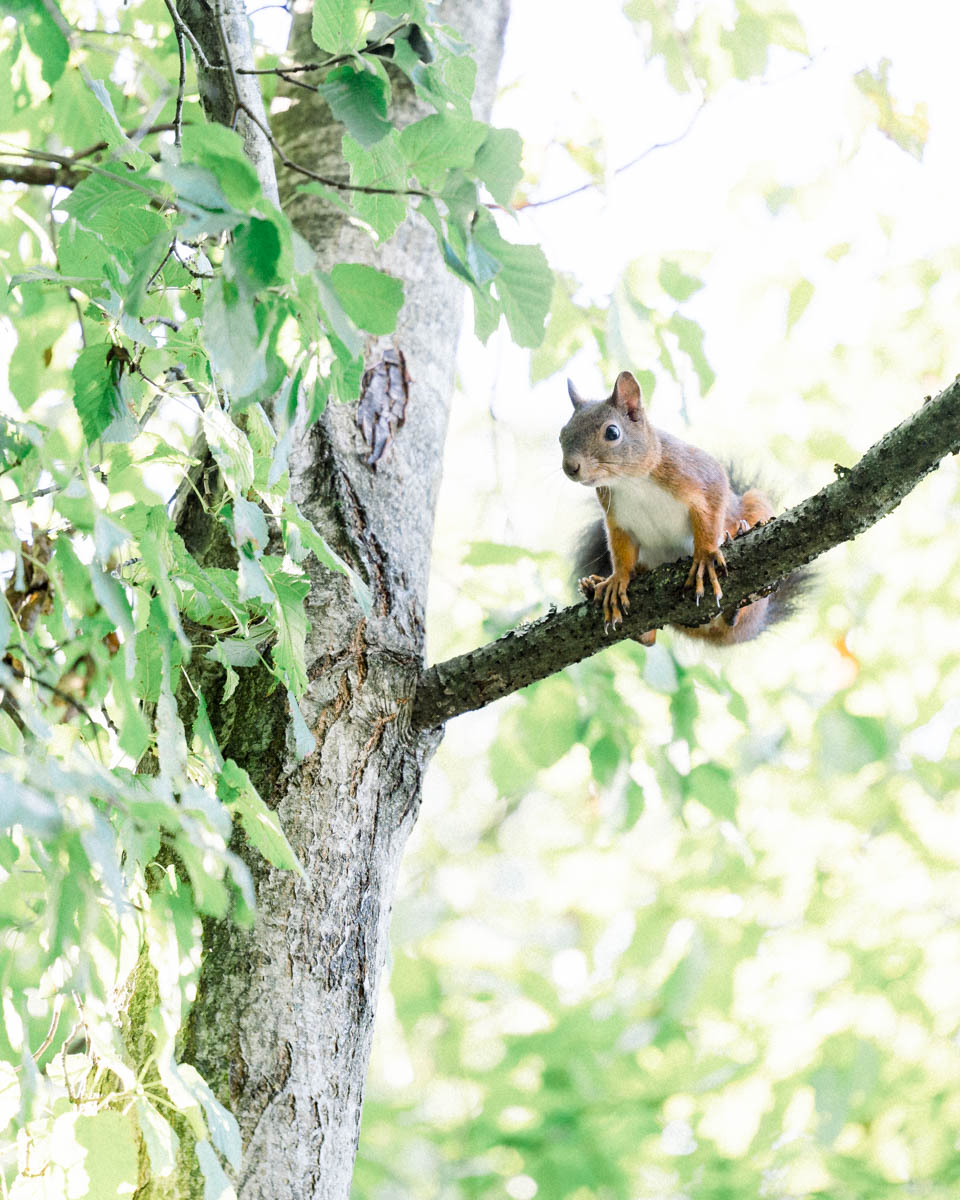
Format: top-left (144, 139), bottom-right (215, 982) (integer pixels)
top-left (561, 371), bottom-right (778, 645)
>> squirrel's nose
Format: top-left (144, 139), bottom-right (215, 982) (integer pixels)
top-left (563, 456), bottom-right (582, 479)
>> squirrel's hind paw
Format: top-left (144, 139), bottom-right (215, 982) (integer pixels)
top-left (685, 548), bottom-right (726, 604)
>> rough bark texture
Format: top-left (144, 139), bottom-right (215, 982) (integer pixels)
top-left (414, 378), bottom-right (960, 727)
top-left (168, 5), bottom-right (510, 1199)
top-left (176, 0), bottom-right (280, 205)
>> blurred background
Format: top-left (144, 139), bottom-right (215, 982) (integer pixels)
top-left (353, 1), bottom-right (960, 1196)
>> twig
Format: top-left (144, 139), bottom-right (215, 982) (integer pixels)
top-left (208, 23), bottom-right (408, 77)
top-left (518, 102), bottom-right (707, 210)
top-left (31, 996), bottom-right (64, 1062)
top-left (163, 0), bottom-right (209, 69)
top-left (172, 12), bottom-right (187, 146)
top-left (4, 485), bottom-right (60, 505)
top-left (236, 99), bottom-right (431, 198)
top-left (71, 122), bottom-right (181, 161)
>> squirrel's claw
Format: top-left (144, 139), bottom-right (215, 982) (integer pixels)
top-left (587, 572), bottom-right (630, 628)
top-left (685, 547), bottom-right (726, 604)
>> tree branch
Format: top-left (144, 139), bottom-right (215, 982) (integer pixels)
top-left (412, 379), bottom-right (960, 729)
top-left (0, 161), bottom-right (83, 188)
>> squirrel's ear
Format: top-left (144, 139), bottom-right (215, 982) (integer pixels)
top-left (567, 378), bottom-right (585, 408)
top-left (613, 371), bottom-right (644, 421)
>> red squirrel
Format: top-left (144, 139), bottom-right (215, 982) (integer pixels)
top-left (560, 370), bottom-right (800, 646)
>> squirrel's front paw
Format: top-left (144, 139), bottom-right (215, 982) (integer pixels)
top-left (684, 547), bottom-right (727, 606)
top-left (591, 573), bottom-right (630, 628)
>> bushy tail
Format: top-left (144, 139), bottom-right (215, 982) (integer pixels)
top-left (574, 518), bottom-right (611, 582)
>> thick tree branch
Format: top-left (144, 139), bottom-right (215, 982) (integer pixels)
top-left (412, 378), bottom-right (960, 729)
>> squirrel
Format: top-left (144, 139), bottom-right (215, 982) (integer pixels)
top-left (560, 370), bottom-right (803, 646)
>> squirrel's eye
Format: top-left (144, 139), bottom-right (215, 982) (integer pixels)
top-left (603, 424), bottom-right (621, 442)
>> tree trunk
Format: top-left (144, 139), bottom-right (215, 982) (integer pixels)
top-left (169, 4), bottom-right (510, 1198)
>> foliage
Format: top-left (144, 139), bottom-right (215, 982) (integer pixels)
top-left (356, 2), bottom-right (960, 1199)
top-left (0, 0), bottom-right (550, 1193)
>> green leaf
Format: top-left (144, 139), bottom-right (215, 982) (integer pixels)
top-left (230, 218), bottom-right (286, 293)
top-left (659, 260), bottom-right (705, 302)
top-left (622, 780), bottom-right (645, 829)
top-left (237, 548), bottom-right (274, 604)
top-left (232, 496), bottom-right (269, 554)
top-left (315, 272), bottom-right (363, 357)
top-left (398, 114), bottom-right (487, 189)
top-left (181, 123), bottom-right (262, 209)
top-left (320, 64), bottom-right (392, 147)
top-left (195, 1139), bottom-right (238, 1199)
top-left (669, 676), bottom-right (698, 743)
top-left (665, 312), bottom-right (715, 393)
top-left (202, 277), bottom-right (267, 399)
top-left (269, 568), bottom-right (310, 695)
top-left (329, 263), bottom-right (403, 334)
top-left (57, 169), bottom-right (160, 246)
top-left (472, 217), bottom-right (552, 348)
top-left (589, 735), bottom-right (621, 786)
top-left (288, 689), bottom-right (317, 760)
top-left (137, 1099), bottom-right (179, 1178)
top-left (72, 344), bottom-right (132, 444)
top-left (219, 760), bottom-right (303, 872)
top-left (517, 678), bottom-right (579, 770)
top-left (684, 762), bottom-right (738, 821)
top-left (816, 707), bottom-right (888, 774)
top-left (462, 541), bottom-right (548, 567)
top-left (474, 127), bottom-right (524, 206)
top-left (312, 0), bottom-right (369, 53)
top-left (855, 58), bottom-right (928, 161)
top-left (282, 502), bottom-right (371, 613)
top-left (342, 132), bottom-right (408, 241)
top-left (15, 0), bottom-right (69, 85)
top-left (786, 277), bottom-right (815, 332)
top-left (74, 1111), bottom-right (140, 1197)
top-left (720, 9), bottom-right (769, 80)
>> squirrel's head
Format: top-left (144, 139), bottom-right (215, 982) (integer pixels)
top-left (559, 371), bottom-right (658, 486)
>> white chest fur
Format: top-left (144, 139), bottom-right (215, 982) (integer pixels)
top-left (607, 476), bottom-right (693, 568)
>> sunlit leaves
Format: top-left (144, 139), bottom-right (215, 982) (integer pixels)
top-left (399, 114), bottom-right (488, 189)
top-left (180, 123), bottom-right (263, 209)
top-left (202, 276), bottom-right (267, 399)
top-left (71, 343), bottom-right (131, 443)
top-left (786, 276), bottom-right (815, 332)
top-left (659, 260), bottom-right (705, 303)
top-left (0, 0), bottom-right (559, 1192)
top-left (342, 132), bottom-right (408, 240)
top-left (474, 127), bottom-right (524, 206)
top-left (471, 215), bottom-right (553, 349)
top-left (312, 0), bottom-right (371, 54)
top-left (855, 59), bottom-right (929, 161)
top-left (218, 761), bottom-right (302, 871)
top-left (3, 0), bottom-right (70, 86)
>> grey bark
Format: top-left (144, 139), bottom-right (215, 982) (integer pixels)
top-left (175, 0), bottom-right (280, 206)
top-left (168, 5), bottom-right (510, 1200)
top-left (414, 379), bottom-right (960, 726)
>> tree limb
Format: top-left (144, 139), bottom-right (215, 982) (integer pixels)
top-left (0, 162), bottom-right (83, 188)
top-left (412, 378), bottom-right (960, 729)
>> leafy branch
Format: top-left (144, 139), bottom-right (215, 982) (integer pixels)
top-left (412, 380), bottom-right (960, 729)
